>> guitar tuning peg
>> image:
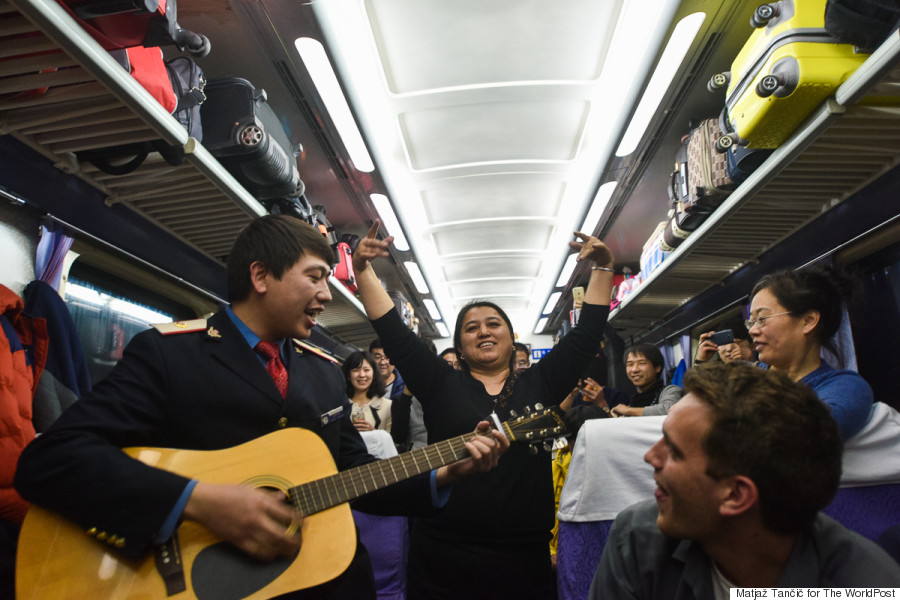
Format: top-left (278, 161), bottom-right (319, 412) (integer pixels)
top-left (534, 403), bottom-right (544, 411)
top-left (523, 406), bottom-right (532, 414)
top-left (543, 440), bottom-right (554, 452)
top-left (509, 409), bottom-right (518, 418)
top-left (528, 445), bottom-right (539, 455)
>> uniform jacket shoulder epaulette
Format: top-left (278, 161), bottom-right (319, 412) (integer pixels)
top-left (291, 339), bottom-right (340, 364)
top-left (151, 318), bottom-right (208, 335)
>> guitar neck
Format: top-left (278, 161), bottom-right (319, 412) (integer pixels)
top-left (288, 432), bottom-right (479, 515)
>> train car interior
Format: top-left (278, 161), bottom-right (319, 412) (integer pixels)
top-left (1, 0), bottom-right (899, 388)
top-left (4, 1), bottom-right (900, 598)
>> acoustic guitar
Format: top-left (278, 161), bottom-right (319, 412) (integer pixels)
top-left (16, 406), bottom-right (566, 600)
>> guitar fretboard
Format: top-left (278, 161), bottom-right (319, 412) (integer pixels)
top-left (288, 433), bottom-right (473, 515)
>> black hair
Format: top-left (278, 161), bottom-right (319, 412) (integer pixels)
top-left (227, 215), bottom-right (334, 303)
top-left (623, 343), bottom-right (664, 371)
top-left (750, 265), bottom-right (855, 365)
top-left (342, 350), bottom-right (385, 399)
top-left (453, 300), bottom-right (516, 373)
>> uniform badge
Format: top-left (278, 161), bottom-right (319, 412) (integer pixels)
top-left (320, 406), bottom-right (344, 426)
top-left (207, 327), bottom-right (221, 339)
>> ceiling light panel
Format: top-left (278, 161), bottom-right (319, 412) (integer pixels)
top-left (365, 0), bottom-right (621, 93)
top-left (449, 279), bottom-right (535, 301)
top-left (431, 221), bottom-right (554, 256)
top-left (441, 255), bottom-right (544, 283)
top-left (399, 100), bottom-right (590, 171)
top-left (421, 175), bottom-right (565, 224)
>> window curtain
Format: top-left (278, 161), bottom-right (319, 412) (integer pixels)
top-left (679, 334), bottom-right (691, 369)
top-left (660, 343), bottom-right (675, 385)
top-left (35, 222), bottom-right (73, 290)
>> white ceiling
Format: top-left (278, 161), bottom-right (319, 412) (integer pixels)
top-left (311, 0), bottom-right (685, 336)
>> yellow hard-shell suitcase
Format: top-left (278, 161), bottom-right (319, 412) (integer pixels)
top-left (709, 0), bottom-right (871, 150)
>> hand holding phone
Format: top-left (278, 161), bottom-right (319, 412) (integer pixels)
top-left (708, 329), bottom-right (734, 346)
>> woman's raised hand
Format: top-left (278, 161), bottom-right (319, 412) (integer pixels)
top-left (570, 231), bottom-right (614, 269)
top-left (352, 220), bottom-right (394, 274)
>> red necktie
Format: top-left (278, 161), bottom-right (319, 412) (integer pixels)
top-left (255, 340), bottom-right (288, 398)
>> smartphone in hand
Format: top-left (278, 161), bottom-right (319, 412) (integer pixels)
top-left (709, 329), bottom-right (734, 346)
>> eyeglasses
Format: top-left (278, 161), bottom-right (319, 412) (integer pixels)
top-left (372, 354), bottom-right (390, 363)
top-left (744, 311), bottom-right (793, 330)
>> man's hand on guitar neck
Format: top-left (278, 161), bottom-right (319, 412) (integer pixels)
top-left (434, 420), bottom-right (510, 487)
top-left (182, 482), bottom-right (302, 561)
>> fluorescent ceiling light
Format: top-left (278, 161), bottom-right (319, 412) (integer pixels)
top-left (580, 181), bottom-right (618, 234)
top-left (404, 261), bottom-right (430, 294)
top-left (295, 37), bottom-right (375, 173)
top-left (534, 317), bottom-right (548, 335)
top-left (371, 193), bottom-right (410, 251)
top-left (556, 253), bottom-right (578, 288)
top-left (543, 291), bottom-right (562, 315)
top-left (424, 298), bottom-right (442, 320)
top-left (436, 322), bottom-right (450, 338)
top-left (615, 12), bottom-right (706, 157)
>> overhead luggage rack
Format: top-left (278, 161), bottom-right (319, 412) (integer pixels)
top-left (610, 28), bottom-right (900, 337)
top-left (0, 0), bottom-right (267, 262)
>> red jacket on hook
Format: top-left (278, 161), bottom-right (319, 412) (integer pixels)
top-left (0, 284), bottom-right (46, 524)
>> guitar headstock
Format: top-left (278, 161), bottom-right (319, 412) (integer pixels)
top-left (500, 405), bottom-right (568, 451)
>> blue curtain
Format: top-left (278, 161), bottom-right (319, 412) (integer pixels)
top-left (35, 222), bottom-right (74, 290)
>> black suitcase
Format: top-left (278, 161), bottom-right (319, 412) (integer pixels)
top-left (825, 0), bottom-right (900, 52)
top-left (662, 206), bottom-right (710, 250)
top-left (200, 77), bottom-right (305, 200)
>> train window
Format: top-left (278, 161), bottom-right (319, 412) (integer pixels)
top-left (64, 260), bottom-right (196, 385)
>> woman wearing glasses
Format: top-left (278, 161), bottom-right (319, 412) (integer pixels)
top-left (747, 266), bottom-right (873, 440)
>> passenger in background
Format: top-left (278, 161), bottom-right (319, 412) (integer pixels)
top-left (514, 342), bottom-right (531, 373)
top-left (439, 347), bottom-right (460, 370)
top-left (695, 318), bottom-right (755, 365)
top-left (370, 339), bottom-right (404, 403)
top-left (611, 343), bottom-right (683, 417)
top-left (344, 350), bottom-right (391, 432)
top-left (591, 362), bottom-right (900, 597)
top-left (748, 266), bottom-right (873, 440)
top-left (352, 220), bottom-right (614, 600)
top-left (390, 336), bottom-right (432, 451)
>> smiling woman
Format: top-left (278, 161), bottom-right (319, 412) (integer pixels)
top-left (342, 350), bottom-right (391, 433)
top-left (748, 266), bottom-right (874, 440)
top-left (350, 222), bottom-right (615, 598)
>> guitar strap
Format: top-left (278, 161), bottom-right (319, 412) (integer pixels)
top-left (154, 532), bottom-right (187, 596)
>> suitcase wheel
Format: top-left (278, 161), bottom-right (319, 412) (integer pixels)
top-left (714, 134), bottom-right (735, 154)
top-left (756, 74), bottom-right (781, 98)
top-left (707, 72), bottom-right (730, 93)
top-left (239, 123), bottom-right (265, 148)
top-left (750, 4), bottom-right (778, 29)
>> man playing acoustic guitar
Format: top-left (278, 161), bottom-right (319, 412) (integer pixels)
top-left (15, 215), bottom-right (508, 600)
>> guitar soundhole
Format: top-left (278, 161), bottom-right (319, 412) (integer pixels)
top-left (191, 543), bottom-right (296, 600)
